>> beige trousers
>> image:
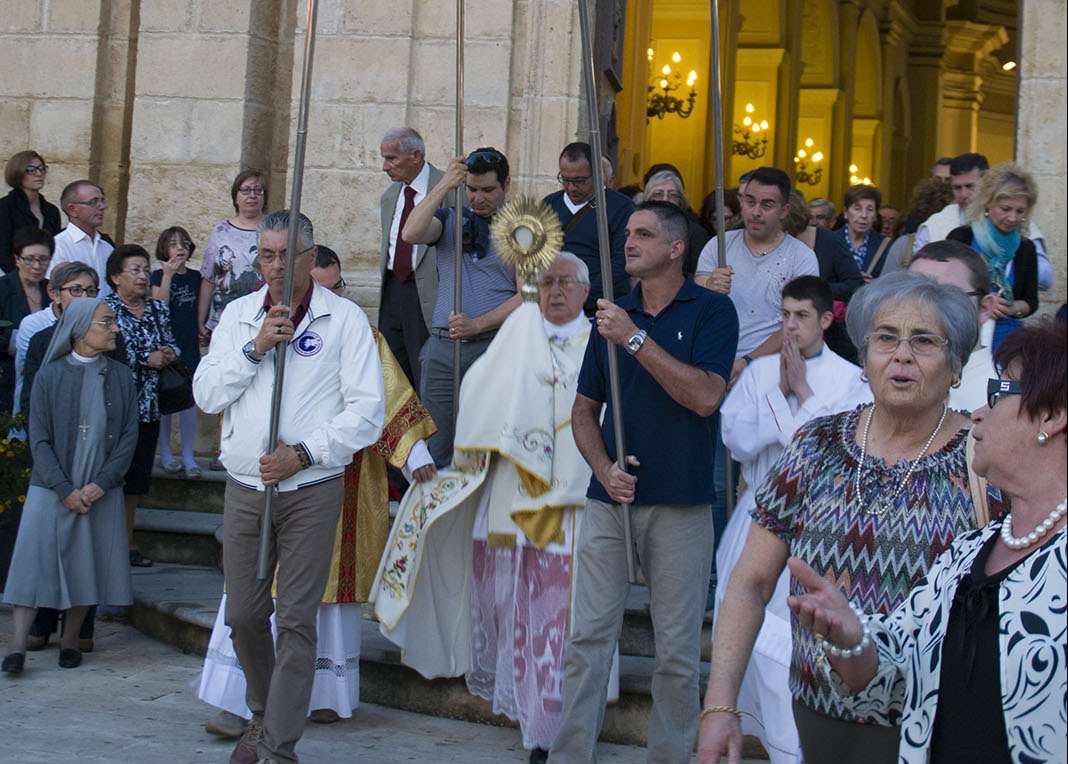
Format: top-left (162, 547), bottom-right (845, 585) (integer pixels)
top-left (223, 477), bottom-right (343, 764)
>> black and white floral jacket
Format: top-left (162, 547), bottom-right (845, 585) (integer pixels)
top-left (827, 519), bottom-right (1066, 763)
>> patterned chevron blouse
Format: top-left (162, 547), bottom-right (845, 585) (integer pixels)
top-left (752, 406), bottom-right (979, 723)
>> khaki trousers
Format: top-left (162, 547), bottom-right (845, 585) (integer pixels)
top-left (550, 500), bottom-right (714, 764)
top-left (223, 477), bottom-right (344, 763)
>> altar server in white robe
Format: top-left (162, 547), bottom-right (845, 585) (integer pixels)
top-left (714, 275), bottom-right (871, 764)
top-left (371, 252), bottom-right (618, 762)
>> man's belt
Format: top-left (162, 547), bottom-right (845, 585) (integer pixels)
top-left (431, 327), bottom-right (498, 344)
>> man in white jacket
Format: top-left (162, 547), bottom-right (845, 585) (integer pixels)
top-left (714, 275), bottom-right (870, 763)
top-left (192, 210), bottom-right (384, 764)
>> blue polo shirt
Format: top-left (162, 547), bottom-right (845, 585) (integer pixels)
top-left (576, 277), bottom-right (739, 505)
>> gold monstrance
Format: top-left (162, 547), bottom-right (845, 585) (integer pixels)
top-left (490, 196), bottom-right (563, 301)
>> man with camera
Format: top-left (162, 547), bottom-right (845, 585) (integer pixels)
top-left (401, 147), bottom-right (522, 467)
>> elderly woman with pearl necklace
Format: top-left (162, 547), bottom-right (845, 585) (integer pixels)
top-left (787, 317), bottom-right (1067, 764)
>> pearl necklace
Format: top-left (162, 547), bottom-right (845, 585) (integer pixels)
top-left (1000, 498), bottom-right (1067, 550)
top-left (854, 403), bottom-right (948, 516)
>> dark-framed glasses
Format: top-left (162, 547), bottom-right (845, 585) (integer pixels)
top-left (987, 378), bottom-right (1022, 409)
top-left (238, 186), bottom-right (266, 196)
top-left (71, 196), bottom-right (107, 209)
top-left (865, 331), bottom-right (949, 356)
top-left (556, 173), bottom-right (591, 187)
top-left (17, 254), bottom-right (51, 267)
top-left (58, 284), bottom-right (99, 297)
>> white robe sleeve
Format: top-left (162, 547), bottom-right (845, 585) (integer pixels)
top-left (721, 361), bottom-right (782, 464)
top-left (764, 366), bottom-right (870, 449)
top-left (402, 439), bottom-right (434, 482)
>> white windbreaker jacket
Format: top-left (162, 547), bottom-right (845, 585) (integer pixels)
top-left (193, 282), bottom-right (384, 491)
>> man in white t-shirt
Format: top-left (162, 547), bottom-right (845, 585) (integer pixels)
top-left (696, 167), bottom-right (819, 384)
top-left (46, 180), bottom-right (115, 298)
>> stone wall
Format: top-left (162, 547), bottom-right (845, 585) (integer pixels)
top-left (1016, 0), bottom-right (1067, 311)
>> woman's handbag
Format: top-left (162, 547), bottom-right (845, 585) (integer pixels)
top-left (150, 302), bottom-right (195, 415)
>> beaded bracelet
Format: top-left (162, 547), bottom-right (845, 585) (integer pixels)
top-left (819, 602), bottom-right (871, 659)
top-left (699, 705), bottom-right (742, 721)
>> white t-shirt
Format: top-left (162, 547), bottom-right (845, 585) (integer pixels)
top-left (696, 229), bottom-right (819, 357)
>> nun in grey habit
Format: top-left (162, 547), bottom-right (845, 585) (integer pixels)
top-left (3, 298), bottom-right (138, 674)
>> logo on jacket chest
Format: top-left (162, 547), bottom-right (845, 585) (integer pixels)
top-left (294, 331), bottom-right (323, 357)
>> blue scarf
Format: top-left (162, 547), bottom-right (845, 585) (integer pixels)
top-left (970, 216), bottom-right (1019, 298)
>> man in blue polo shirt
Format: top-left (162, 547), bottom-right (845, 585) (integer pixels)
top-left (551, 201), bottom-right (739, 763)
top-left (401, 147), bottom-right (522, 466)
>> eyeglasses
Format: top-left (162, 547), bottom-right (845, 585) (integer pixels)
top-left (865, 332), bottom-right (949, 356)
top-left (58, 284), bottom-right (99, 297)
top-left (258, 246), bottom-right (315, 266)
top-left (538, 275), bottom-right (581, 290)
top-left (122, 267), bottom-right (150, 277)
top-left (24, 164), bottom-right (48, 176)
top-left (987, 378), bottom-right (1022, 409)
top-left (330, 277), bottom-right (347, 291)
top-left (71, 196), bottom-right (107, 209)
top-left (17, 254), bottom-right (51, 266)
top-left (557, 173), bottom-right (591, 187)
top-left (92, 317), bottom-right (118, 329)
top-left (466, 150), bottom-right (504, 170)
top-left (647, 189), bottom-right (683, 203)
top-left (238, 186), bottom-right (266, 196)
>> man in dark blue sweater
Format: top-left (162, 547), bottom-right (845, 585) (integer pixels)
top-left (543, 142), bottom-right (634, 315)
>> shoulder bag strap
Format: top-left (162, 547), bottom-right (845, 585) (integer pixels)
top-left (864, 236), bottom-right (893, 278)
top-left (563, 202), bottom-right (595, 235)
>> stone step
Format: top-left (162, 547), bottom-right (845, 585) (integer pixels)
top-left (127, 564), bottom-right (765, 757)
top-left (132, 505), bottom-right (716, 662)
top-left (133, 508), bottom-right (224, 568)
top-left (146, 458), bottom-right (227, 514)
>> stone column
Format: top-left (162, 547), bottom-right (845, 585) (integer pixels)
top-left (940, 21), bottom-right (1008, 156)
top-left (1017, 0), bottom-right (1067, 310)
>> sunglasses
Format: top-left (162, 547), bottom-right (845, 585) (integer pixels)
top-left (466, 150), bottom-right (504, 171)
top-left (986, 378), bottom-right (1022, 409)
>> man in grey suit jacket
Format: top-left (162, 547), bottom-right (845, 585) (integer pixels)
top-left (379, 127), bottom-right (443, 390)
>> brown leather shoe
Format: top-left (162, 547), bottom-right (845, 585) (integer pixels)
top-left (229, 715), bottom-right (264, 764)
top-left (206, 709), bottom-right (249, 739)
top-left (308, 708), bottom-right (340, 724)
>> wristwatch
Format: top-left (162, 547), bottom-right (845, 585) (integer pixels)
top-left (243, 340), bottom-right (265, 364)
top-left (741, 354), bottom-right (754, 367)
top-left (625, 329), bottom-right (648, 355)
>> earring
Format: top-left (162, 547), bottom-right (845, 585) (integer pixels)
top-left (951, 377), bottom-right (961, 389)
top-left (860, 372), bottom-right (869, 383)
top-left (983, 210), bottom-right (990, 217)
top-left (1037, 431), bottom-right (1049, 445)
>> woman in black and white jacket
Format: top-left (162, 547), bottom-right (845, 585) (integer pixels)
top-left (785, 318), bottom-right (1066, 764)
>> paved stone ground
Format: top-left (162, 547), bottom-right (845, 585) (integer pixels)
top-left (0, 608), bottom-right (757, 763)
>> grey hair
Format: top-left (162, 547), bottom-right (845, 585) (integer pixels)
top-left (845, 270), bottom-right (978, 375)
top-left (50, 259), bottom-right (100, 289)
top-left (553, 251), bottom-right (590, 284)
top-left (258, 210), bottom-right (314, 251)
top-left (642, 170), bottom-right (688, 208)
top-left (808, 197), bottom-right (835, 215)
top-left (381, 127), bottom-right (425, 155)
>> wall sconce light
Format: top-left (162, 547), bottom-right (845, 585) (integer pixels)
top-left (647, 49), bottom-right (698, 120)
top-left (848, 163), bottom-right (873, 186)
top-left (793, 138), bottom-right (824, 186)
top-left (732, 103), bottom-right (769, 159)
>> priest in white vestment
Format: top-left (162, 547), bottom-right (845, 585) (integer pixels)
top-left (714, 276), bottom-right (871, 764)
top-left (371, 252), bottom-right (618, 761)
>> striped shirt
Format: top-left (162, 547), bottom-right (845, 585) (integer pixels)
top-left (430, 207), bottom-right (515, 330)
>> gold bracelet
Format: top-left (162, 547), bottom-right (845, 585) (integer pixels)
top-left (700, 705), bottom-right (742, 721)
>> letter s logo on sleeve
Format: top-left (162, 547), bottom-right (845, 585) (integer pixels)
top-left (294, 331), bottom-right (323, 357)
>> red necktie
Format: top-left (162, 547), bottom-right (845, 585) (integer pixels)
top-left (392, 185), bottom-right (417, 281)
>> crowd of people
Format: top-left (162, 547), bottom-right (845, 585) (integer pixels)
top-left (0, 131), bottom-right (1064, 764)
